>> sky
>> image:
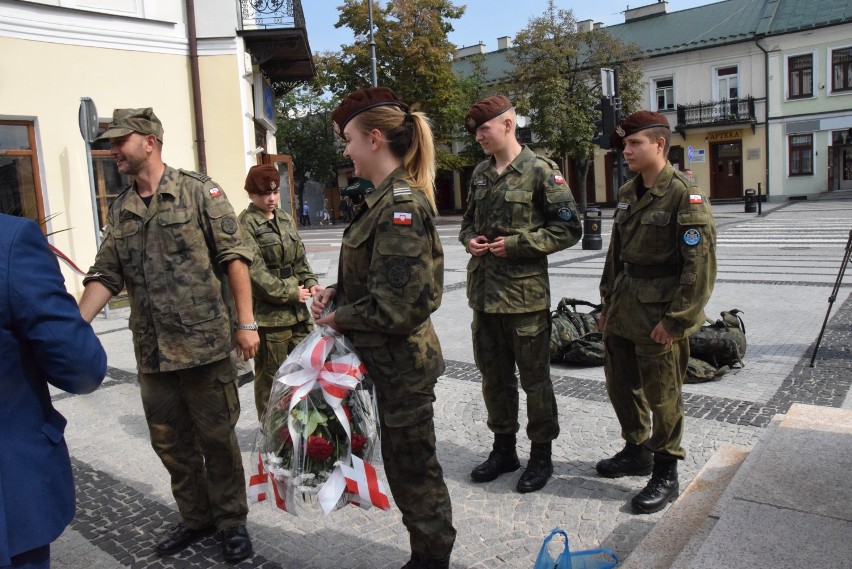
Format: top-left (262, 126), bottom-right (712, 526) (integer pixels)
top-left (301, 0), bottom-right (719, 54)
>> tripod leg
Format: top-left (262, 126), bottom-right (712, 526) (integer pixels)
top-left (810, 230), bottom-right (852, 367)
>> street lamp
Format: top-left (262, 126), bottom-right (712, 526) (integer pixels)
top-left (367, 0), bottom-right (377, 87)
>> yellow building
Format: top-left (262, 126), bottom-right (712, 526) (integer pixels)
top-left (0, 0), bottom-right (313, 296)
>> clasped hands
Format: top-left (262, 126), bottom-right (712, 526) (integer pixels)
top-left (469, 235), bottom-right (507, 257)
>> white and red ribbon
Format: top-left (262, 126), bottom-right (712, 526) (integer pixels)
top-left (271, 330), bottom-right (389, 514)
top-left (248, 452), bottom-right (288, 512)
top-left (341, 455), bottom-right (390, 511)
top-left (49, 244), bottom-right (89, 277)
top-left (279, 334), bottom-right (366, 447)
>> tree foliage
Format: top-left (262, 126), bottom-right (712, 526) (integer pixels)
top-left (275, 78), bottom-right (342, 193)
top-left (504, 0), bottom-right (644, 209)
top-left (317, 0), bottom-right (475, 169)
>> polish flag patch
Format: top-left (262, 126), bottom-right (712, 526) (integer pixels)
top-left (209, 187), bottom-right (222, 198)
top-left (689, 194), bottom-right (703, 204)
top-left (393, 212), bottom-right (412, 225)
top-left (554, 174), bottom-right (565, 184)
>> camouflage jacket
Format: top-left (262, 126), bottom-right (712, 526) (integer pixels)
top-left (458, 146), bottom-right (582, 313)
top-left (84, 165), bottom-right (253, 373)
top-left (238, 204), bottom-right (317, 328)
top-left (600, 162), bottom-right (717, 342)
top-left (333, 168), bottom-right (445, 399)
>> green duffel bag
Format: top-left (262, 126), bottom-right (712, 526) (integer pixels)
top-left (550, 298), bottom-right (603, 366)
top-left (685, 357), bottom-right (730, 384)
top-left (689, 309), bottom-right (747, 368)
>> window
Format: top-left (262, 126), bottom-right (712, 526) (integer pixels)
top-left (91, 125), bottom-right (130, 229)
top-left (788, 134), bottom-right (813, 176)
top-left (716, 66), bottom-right (739, 100)
top-left (832, 47), bottom-right (852, 92)
top-left (788, 54), bottom-right (813, 99)
top-left (655, 78), bottom-right (675, 111)
top-left (0, 121), bottom-right (44, 222)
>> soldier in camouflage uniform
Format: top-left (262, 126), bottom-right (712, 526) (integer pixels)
top-left (238, 164), bottom-right (319, 419)
top-left (311, 88), bottom-right (455, 569)
top-left (459, 96), bottom-right (582, 494)
top-left (597, 111), bottom-right (716, 514)
top-left (78, 108), bottom-right (257, 562)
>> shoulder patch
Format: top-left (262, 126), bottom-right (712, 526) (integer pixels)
top-left (209, 187), bottom-right (222, 198)
top-left (387, 260), bottom-right (411, 288)
top-left (689, 194), bottom-right (703, 204)
top-left (683, 228), bottom-right (702, 246)
top-left (393, 211), bottom-right (413, 225)
top-left (221, 216), bottom-right (238, 235)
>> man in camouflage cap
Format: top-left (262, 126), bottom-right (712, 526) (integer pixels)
top-left (598, 110), bottom-right (716, 514)
top-left (79, 108), bottom-right (258, 561)
top-left (459, 96), bottom-right (582, 493)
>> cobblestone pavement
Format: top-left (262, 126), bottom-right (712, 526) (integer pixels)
top-left (50, 201), bottom-right (852, 568)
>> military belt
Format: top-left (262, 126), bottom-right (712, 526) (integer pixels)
top-left (622, 263), bottom-right (678, 279)
top-left (275, 265), bottom-right (294, 278)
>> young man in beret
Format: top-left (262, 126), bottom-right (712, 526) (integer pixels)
top-left (78, 108), bottom-right (258, 561)
top-left (597, 110), bottom-right (717, 514)
top-left (238, 164), bottom-right (320, 420)
top-left (459, 95), bottom-right (582, 494)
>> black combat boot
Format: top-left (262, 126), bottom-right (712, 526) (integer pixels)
top-left (631, 455), bottom-right (680, 514)
top-left (595, 442), bottom-right (653, 478)
top-left (471, 433), bottom-right (521, 482)
top-left (400, 552), bottom-right (451, 569)
top-left (516, 442), bottom-right (553, 493)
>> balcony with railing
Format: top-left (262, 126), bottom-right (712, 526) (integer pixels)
top-left (675, 96), bottom-right (759, 136)
top-left (238, 0), bottom-right (315, 92)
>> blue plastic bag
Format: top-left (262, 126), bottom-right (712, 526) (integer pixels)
top-left (533, 528), bottom-right (618, 569)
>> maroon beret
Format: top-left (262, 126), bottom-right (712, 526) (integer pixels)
top-left (331, 87), bottom-right (409, 137)
top-left (244, 164), bottom-right (280, 194)
top-left (613, 110), bottom-right (670, 148)
top-left (465, 95), bottom-right (513, 134)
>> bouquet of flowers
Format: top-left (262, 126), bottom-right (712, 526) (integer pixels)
top-left (249, 324), bottom-right (389, 515)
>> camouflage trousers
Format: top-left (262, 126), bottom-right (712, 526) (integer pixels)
top-left (377, 388), bottom-right (456, 560)
top-left (603, 332), bottom-right (689, 459)
top-left (254, 322), bottom-right (313, 420)
top-left (138, 358), bottom-right (248, 530)
top-left (472, 310), bottom-right (559, 443)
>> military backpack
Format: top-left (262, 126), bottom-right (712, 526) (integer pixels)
top-left (684, 357), bottom-right (730, 384)
top-left (550, 298), bottom-right (604, 366)
top-left (689, 309), bottom-right (747, 368)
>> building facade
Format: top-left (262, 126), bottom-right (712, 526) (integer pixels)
top-left (0, 0), bottom-right (313, 296)
top-left (451, 0), bottom-right (852, 207)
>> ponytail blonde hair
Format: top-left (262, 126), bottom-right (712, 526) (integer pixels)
top-left (354, 106), bottom-right (437, 212)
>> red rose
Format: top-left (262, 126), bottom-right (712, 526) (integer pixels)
top-left (277, 427), bottom-right (292, 444)
top-left (306, 435), bottom-right (334, 460)
top-left (351, 433), bottom-right (368, 456)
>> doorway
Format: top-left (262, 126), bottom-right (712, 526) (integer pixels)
top-left (262, 154), bottom-right (297, 220)
top-left (710, 141), bottom-right (742, 199)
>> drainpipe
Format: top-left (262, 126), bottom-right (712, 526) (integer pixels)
top-left (186, 0), bottom-right (207, 173)
top-left (756, 38), bottom-right (770, 201)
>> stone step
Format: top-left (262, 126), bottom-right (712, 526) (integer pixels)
top-left (622, 404), bottom-right (852, 569)
top-left (618, 444), bottom-right (751, 569)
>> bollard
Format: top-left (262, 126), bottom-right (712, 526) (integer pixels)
top-left (582, 207), bottom-right (602, 250)
top-left (744, 188), bottom-right (757, 213)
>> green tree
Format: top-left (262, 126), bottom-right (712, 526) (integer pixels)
top-left (275, 78), bottom-right (342, 206)
top-left (504, 0), bottom-right (643, 211)
top-left (318, 0), bottom-right (471, 169)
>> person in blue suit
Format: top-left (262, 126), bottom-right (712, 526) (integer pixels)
top-left (0, 213), bottom-right (107, 569)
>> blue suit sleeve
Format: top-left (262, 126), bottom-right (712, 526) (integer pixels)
top-left (10, 221), bottom-right (107, 394)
